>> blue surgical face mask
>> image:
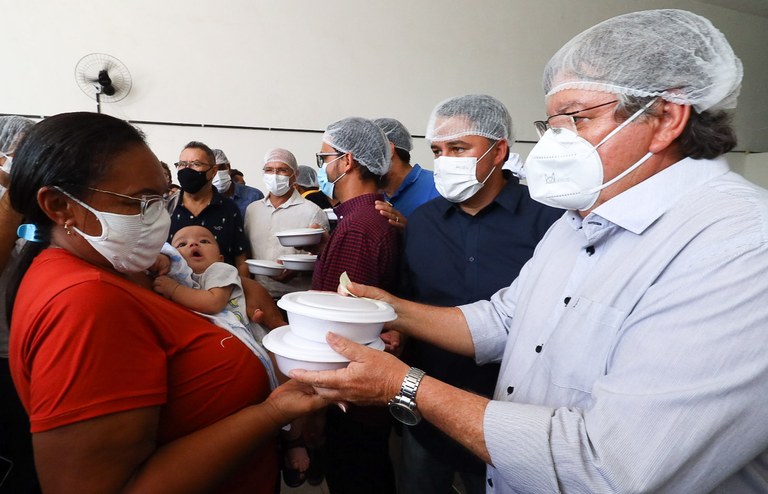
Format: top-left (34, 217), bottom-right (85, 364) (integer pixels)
top-left (317, 154), bottom-right (346, 199)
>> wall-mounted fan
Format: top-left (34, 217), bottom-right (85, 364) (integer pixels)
top-left (74, 53), bottom-right (132, 113)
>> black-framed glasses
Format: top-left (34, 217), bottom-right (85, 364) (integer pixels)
top-left (58, 186), bottom-right (180, 224)
top-left (315, 152), bottom-right (344, 168)
top-left (174, 160), bottom-right (213, 172)
top-left (533, 100), bottom-right (619, 137)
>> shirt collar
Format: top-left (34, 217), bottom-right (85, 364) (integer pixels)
top-left (262, 189), bottom-right (303, 209)
top-left (386, 164), bottom-right (423, 202)
top-left (436, 174), bottom-right (522, 218)
top-left (334, 193), bottom-right (383, 218)
top-left (583, 156), bottom-right (730, 234)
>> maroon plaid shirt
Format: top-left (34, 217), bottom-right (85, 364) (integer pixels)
top-left (312, 193), bottom-right (400, 292)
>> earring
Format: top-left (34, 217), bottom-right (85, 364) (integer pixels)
top-left (64, 223), bottom-right (71, 235)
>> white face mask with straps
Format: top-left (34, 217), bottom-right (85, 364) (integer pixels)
top-left (433, 140), bottom-right (498, 203)
top-left (525, 98), bottom-right (656, 211)
top-left (212, 170), bottom-right (232, 193)
top-left (58, 189), bottom-right (171, 273)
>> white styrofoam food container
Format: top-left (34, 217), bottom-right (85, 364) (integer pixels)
top-left (263, 325), bottom-right (385, 374)
top-left (275, 227), bottom-right (325, 247)
top-left (277, 290), bottom-right (396, 344)
top-left (245, 259), bottom-right (286, 277)
top-left (279, 254), bottom-right (317, 271)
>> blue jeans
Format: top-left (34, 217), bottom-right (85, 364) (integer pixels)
top-left (398, 426), bottom-right (486, 494)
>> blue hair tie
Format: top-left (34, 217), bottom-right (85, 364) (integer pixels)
top-left (17, 224), bottom-right (43, 243)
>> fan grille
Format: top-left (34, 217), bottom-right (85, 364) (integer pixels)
top-left (75, 53), bottom-right (132, 103)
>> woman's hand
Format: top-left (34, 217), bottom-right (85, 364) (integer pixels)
top-left (263, 379), bottom-right (330, 427)
top-left (290, 332), bottom-right (409, 406)
top-left (375, 200), bottom-right (406, 230)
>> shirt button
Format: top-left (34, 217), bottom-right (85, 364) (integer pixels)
top-left (564, 296), bottom-right (571, 305)
top-left (468, 256), bottom-right (475, 262)
top-left (506, 386), bottom-right (514, 395)
top-left (487, 477), bottom-right (494, 487)
top-left (535, 345), bottom-right (543, 353)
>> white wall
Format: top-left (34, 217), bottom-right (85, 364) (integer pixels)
top-left (2, 0), bottom-right (767, 190)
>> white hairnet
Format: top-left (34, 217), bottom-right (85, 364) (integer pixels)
top-left (426, 94), bottom-right (513, 143)
top-left (322, 117), bottom-right (391, 176)
top-left (0, 116), bottom-right (34, 152)
top-left (296, 165), bottom-right (318, 188)
top-left (543, 9), bottom-right (743, 112)
top-left (373, 118), bottom-right (413, 152)
top-left (263, 148), bottom-right (298, 173)
top-left (212, 148), bottom-right (229, 165)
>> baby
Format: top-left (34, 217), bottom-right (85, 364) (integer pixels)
top-left (153, 225), bottom-right (310, 485)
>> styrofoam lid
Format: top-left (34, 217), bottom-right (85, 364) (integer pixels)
top-left (279, 254), bottom-right (317, 262)
top-left (263, 325), bottom-right (384, 362)
top-left (245, 259), bottom-right (284, 269)
top-left (275, 228), bottom-right (325, 237)
top-left (277, 290), bottom-right (396, 323)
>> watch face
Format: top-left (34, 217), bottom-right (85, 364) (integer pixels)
top-left (389, 402), bottom-right (421, 426)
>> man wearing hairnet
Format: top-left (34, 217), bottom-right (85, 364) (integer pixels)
top-left (373, 118), bottom-right (439, 218)
top-left (0, 115), bottom-right (38, 492)
top-left (292, 10), bottom-right (768, 493)
top-left (243, 148), bottom-right (329, 299)
top-left (312, 117), bottom-right (401, 494)
top-left (294, 164), bottom-right (333, 211)
top-left (211, 148), bottom-right (264, 217)
top-left (396, 95), bottom-right (561, 494)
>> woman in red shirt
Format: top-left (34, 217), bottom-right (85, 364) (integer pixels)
top-left (6, 112), bottom-right (327, 493)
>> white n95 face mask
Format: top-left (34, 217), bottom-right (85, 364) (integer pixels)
top-left (525, 99), bottom-right (656, 211)
top-left (62, 192), bottom-right (171, 273)
top-left (212, 169), bottom-right (232, 193)
top-left (433, 141), bottom-right (498, 203)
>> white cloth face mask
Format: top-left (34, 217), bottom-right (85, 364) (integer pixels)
top-left (263, 173), bottom-right (293, 197)
top-left (212, 169), bottom-right (232, 193)
top-left (433, 141), bottom-right (498, 203)
top-left (61, 191), bottom-right (171, 273)
top-left (525, 99), bottom-right (656, 211)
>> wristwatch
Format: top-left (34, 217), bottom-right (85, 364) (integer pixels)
top-left (388, 367), bottom-right (426, 426)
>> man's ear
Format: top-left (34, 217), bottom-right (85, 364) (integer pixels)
top-left (37, 186), bottom-right (73, 227)
top-left (493, 139), bottom-right (510, 166)
top-left (340, 152), bottom-right (356, 174)
top-left (649, 101), bottom-right (690, 154)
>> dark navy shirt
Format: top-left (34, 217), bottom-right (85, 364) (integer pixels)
top-left (169, 187), bottom-right (249, 266)
top-left (401, 174), bottom-right (562, 471)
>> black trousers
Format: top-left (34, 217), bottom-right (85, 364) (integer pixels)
top-left (322, 405), bottom-right (396, 494)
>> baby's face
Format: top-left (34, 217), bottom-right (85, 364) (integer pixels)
top-left (172, 226), bottom-right (223, 273)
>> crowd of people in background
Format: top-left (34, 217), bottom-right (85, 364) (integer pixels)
top-left (1, 8), bottom-right (768, 494)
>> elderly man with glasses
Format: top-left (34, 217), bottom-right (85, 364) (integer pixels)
top-left (293, 10), bottom-right (768, 493)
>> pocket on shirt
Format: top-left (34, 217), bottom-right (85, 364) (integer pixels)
top-left (543, 297), bottom-right (627, 393)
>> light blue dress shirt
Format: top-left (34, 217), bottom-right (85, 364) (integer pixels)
top-left (461, 157), bottom-right (768, 493)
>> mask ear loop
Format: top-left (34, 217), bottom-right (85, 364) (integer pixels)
top-left (582, 98), bottom-right (659, 196)
top-left (476, 140), bottom-right (501, 183)
top-left (594, 98), bottom-right (658, 149)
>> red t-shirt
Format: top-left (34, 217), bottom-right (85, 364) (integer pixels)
top-left (9, 249), bottom-right (277, 493)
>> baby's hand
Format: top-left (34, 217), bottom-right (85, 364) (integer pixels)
top-left (148, 254), bottom-right (171, 276)
top-left (153, 275), bottom-right (179, 299)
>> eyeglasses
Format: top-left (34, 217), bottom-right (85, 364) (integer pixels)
top-left (315, 152), bottom-right (344, 168)
top-left (59, 186), bottom-right (180, 224)
top-left (263, 166), bottom-right (294, 176)
top-left (533, 100), bottom-right (619, 138)
top-left (174, 160), bottom-right (213, 172)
